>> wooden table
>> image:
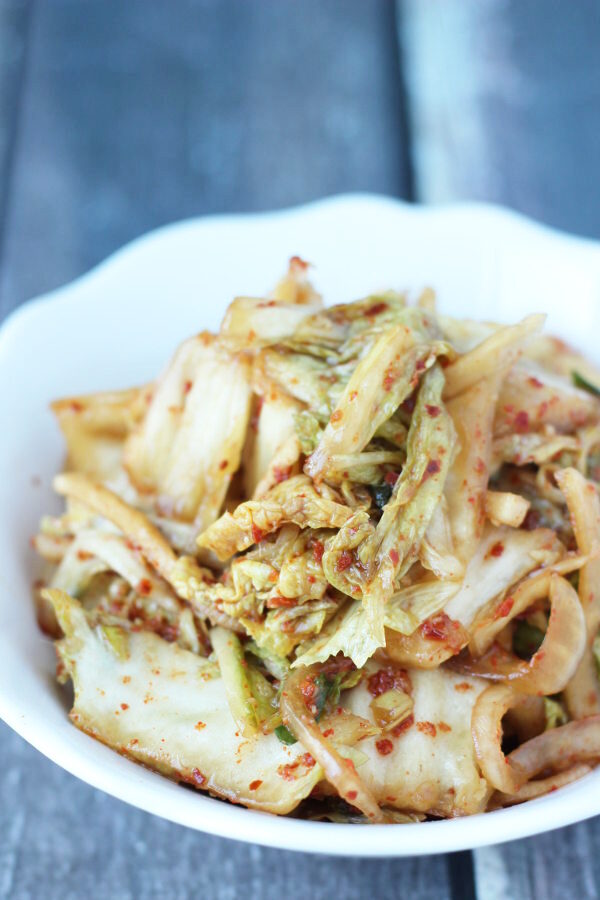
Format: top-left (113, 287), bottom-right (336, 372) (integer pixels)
top-left (1, 2), bottom-right (599, 897)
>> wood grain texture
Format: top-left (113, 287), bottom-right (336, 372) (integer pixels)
top-left (399, 0), bottom-right (600, 238)
top-left (0, 0), bottom-right (410, 315)
top-left (0, 0), bottom-right (31, 249)
top-left (0, 720), bottom-right (453, 900)
top-left (474, 824), bottom-right (600, 900)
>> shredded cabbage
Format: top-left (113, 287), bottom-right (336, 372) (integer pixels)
top-left (35, 261), bottom-right (600, 821)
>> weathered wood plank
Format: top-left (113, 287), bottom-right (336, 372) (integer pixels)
top-left (399, 0), bottom-right (600, 239)
top-left (474, 824), bottom-right (600, 900)
top-left (0, 0), bottom-right (31, 248)
top-left (0, 719), bottom-right (453, 900)
top-left (0, 0), bottom-right (410, 316)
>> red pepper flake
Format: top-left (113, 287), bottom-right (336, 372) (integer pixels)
top-left (191, 768), bottom-right (206, 786)
top-left (375, 738), bottom-right (394, 756)
top-left (384, 471), bottom-right (398, 486)
top-left (76, 549), bottom-right (93, 561)
top-left (537, 400), bottom-right (549, 420)
top-left (420, 612), bottom-right (459, 642)
top-left (528, 376), bottom-right (544, 388)
top-left (454, 682), bottom-right (473, 692)
top-left (523, 508), bottom-right (541, 531)
top-left (495, 596), bottom-right (515, 619)
top-left (489, 541), bottom-right (505, 558)
top-left (336, 550), bottom-right (353, 572)
top-left (391, 713), bottom-right (414, 737)
top-left (249, 779), bottom-right (262, 791)
top-left (120, 703), bottom-right (129, 711)
top-left (69, 400), bottom-right (83, 413)
top-left (307, 574), bottom-right (316, 584)
top-left (250, 395), bottom-right (264, 432)
top-left (219, 459), bottom-right (228, 470)
top-left (417, 721), bottom-right (437, 738)
top-left (266, 596), bottom-right (297, 609)
top-left (302, 753), bottom-right (316, 768)
top-left (367, 666), bottom-right (412, 698)
top-left (437, 722), bottom-right (451, 733)
top-left (422, 459), bottom-right (441, 481)
top-left (322, 728), bottom-right (334, 738)
top-left (347, 790), bottom-right (358, 801)
top-left (137, 578), bottom-right (153, 596)
top-left (514, 410), bottom-right (530, 433)
top-left (290, 255), bottom-right (309, 271)
top-left (365, 302), bottom-right (388, 317)
top-left (474, 456), bottom-right (486, 475)
top-left (278, 762), bottom-right (299, 781)
top-left (273, 465), bottom-right (291, 484)
top-left (251, 524), bottom-right (265, 544)
top-left (401, 395), bottom-right (416, 415)
top-left (183, 380), bottom-right (193, 394)
top-left (425, 404), bottom-right (441, 417)
top-left (383, 368), bottom-right (396, 392)
top-left (331, 409), bottom-right (343, 423)
top-left (195, 721), bottom-right (206, 731)
top-left (389, 548), bottom-right (399, 566)
top-left (301, 677), bottom-right (316, 702)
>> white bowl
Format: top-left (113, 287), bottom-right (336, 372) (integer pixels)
top-left (1, 194), bottom-right (600, 856)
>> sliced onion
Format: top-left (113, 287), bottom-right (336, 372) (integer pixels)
top-left (457, 575), bottom-right (586, 696)
top-left (493, 763), bottom-right (592, 807)
top-left (555, 467), bottom-right (600, 719)
top-left (469, 552), bottom-right (590, 658)
top-left (385, 614), bottom-right (469, 669)
top-left (503, 695), bottom-right (545, 743)
top-left (280, 665), bottom-right (383, 822)
top-left (564, 649), bottom-right (600, 720)
top-left (471, 684), bottom-right (527, 793)
top-left (508, 714), bottom-right (600, 779)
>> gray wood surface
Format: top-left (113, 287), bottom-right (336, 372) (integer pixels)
top-left (0, 0), bottom-right (410, 314)
top-left (1, 1), bottom-right (600, 898)
top-left (400, 0), bottom-right (600, 239)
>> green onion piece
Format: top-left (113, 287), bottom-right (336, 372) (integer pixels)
top-left (543, 697), bottom-right (568, 731)
top-left (275, 724), bottom-right (297, 745)
top-left (513, 620), bottom-right (545, 660)
top-left (340, 668), bottom-right (363, 691)
top-left (210, 626), bottom-right (258, 736)
top-left (593, 633), bottom-right (600, 680)
top-left (573, 371), bottom-right (600, 397)
top-left (369, 483), bottom-right (393, 509)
